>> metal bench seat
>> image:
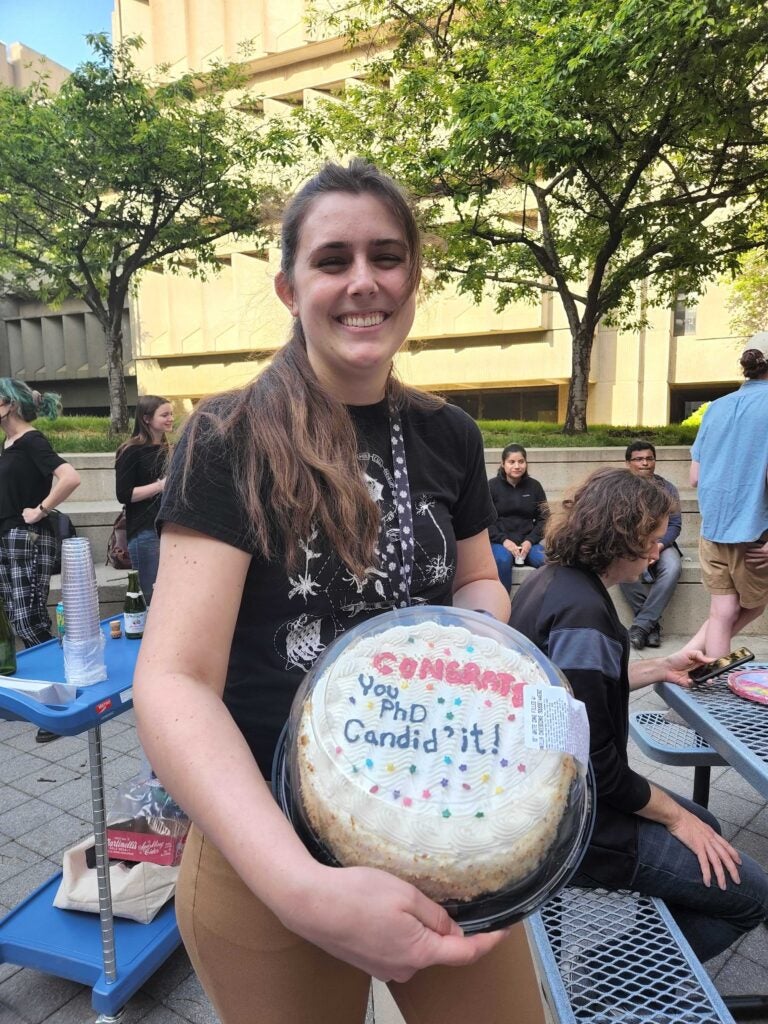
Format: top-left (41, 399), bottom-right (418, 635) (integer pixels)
top-left (526, 887), bottom-right (735, 1023)
top-left (629, 711), bottom-right (726, 807)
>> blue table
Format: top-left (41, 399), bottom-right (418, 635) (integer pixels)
top-left (657, 663), bottom-right (768, 799)
top-left (0, 624), bottom-right (181, 1017)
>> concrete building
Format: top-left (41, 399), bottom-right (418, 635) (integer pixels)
top-left (0, 41), bottom-right (137, 414)
top-left (116, 0), bottom-right (747, 423)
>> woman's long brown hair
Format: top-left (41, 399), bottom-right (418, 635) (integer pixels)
top-left (180, 160), bottom-right (440, 576)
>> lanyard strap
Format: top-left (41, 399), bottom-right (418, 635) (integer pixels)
top-left (389, 407), bottom-right (414, 608)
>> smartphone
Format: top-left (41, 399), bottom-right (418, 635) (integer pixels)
top-left (688, 647), bottom-right (754, 685)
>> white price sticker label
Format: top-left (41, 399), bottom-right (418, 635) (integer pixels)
top-left (523, 686), bottom-right (590, 766)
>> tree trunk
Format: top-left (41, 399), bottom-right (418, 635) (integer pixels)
top-left (563, 326), bottom-right (593, 434)
top-left (106, 324), bottom-right (129, 435)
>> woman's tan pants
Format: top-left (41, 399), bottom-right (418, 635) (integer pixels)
top-left (176, 825), bottom-right (547, 1024)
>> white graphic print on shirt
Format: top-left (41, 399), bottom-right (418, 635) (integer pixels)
top-left (274, 446), bottom-right (453, 672)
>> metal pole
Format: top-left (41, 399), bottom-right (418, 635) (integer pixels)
top-left (88, 725), bottom-right (117, 985)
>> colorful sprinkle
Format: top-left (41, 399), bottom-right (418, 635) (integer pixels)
top-left (393, 789), bottom-right (401, 799)
top-left (507, 714), bottom-right (516, 721)
top-left (446, 712), bottom-right (454, 720)
top-left (459, 764), bottom-right (468, 772)
top-left (349, 696), bottom-right (356, 704)
top-left (335, 746), bottom-right (342, 755)
top-left (444, 756), bottom-right (453, 765)
top-left (484, 699), bottom-right (492, 708)
top-left (467, 645), bottom-right (474, 653)
top-left (422, 789), bottom-right (432, 799)
top-left (365, 758), bottom-right (374, 768)
top-left (437, 696), bottom-right (445, 704)
top-left (495, 786), bottom-right (504, 795)
top-left (426, 683), bottom-right (434, 691)
top-left (462, 782), bottom-right (471, 790)
top-left (401, 681), bottom-right (410, 690)
top-left (440, 777), bottom-right (449, 787)
top-left (517, 763), bottom-right (527, 773)
top-left (403, 797), bottom-right (413, 807)
top-left (481, 772), bottom-right (490, 783)
top-left (352, 765), bottom-right (359, 773)
top-left (475, 812), bottom-right (485, 818)
top-left (442, 809), bottom-right (452, 818)
top-left (407, 637), bottom-right (415, 643)
top-left (409, 764), bottom-right (417, 774)
top-left (370, 785), bottom-right (379, 794)
top-left (386, 763), bottom-right (395, 773)
top-left (454, 698), bottom-right (462, 706)
top-left (367, 701), bottom-right (375, 710)
top-left (500, 758), bottom-right (509, 768)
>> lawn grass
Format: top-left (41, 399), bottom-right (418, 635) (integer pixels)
top-left (36, 415), bottom-right (699, 453)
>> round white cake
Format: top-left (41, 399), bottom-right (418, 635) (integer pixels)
top-left (296, 620), bottom-right (576, 902)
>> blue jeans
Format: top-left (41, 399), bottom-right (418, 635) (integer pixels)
top-left (492, 542), bottom-right (546, 590)
top-left (630, 793), bottom-right (768, 961)
top-left (619, 545), bottom-right (682, 631)
top-left (128, 528), bottom-right (160, 605)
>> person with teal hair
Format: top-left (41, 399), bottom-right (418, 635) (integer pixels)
top-left (0, 379), bottom-right (81, 740)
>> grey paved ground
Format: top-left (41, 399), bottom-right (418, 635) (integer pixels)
top-left (0, 636), bottom-right (766, 1023)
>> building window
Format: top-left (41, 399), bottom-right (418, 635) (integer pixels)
top-left (673, 292), bottom-right (697, 336)
top-left (443, 387), bottom-right (558, 422)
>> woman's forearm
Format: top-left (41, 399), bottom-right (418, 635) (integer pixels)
top-left (130, 479), bottom-right (164, 503)
top-left (635, 782), bottom-right (684, 827)
top-left (44, 463), bottom-right (81, 509)
top-left (134, 669), bottom-right (322, 919)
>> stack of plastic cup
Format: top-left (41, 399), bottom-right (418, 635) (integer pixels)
top-left (60, 537), bottom-right (106, 686)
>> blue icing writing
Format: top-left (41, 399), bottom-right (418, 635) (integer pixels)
top-left (379, 698), bottom-right (427, 723)
top-left (357, 674), bottom-right (399, 701)
top-left (343, 719), bottom-right (439, 753)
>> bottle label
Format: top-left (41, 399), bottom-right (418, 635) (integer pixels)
top-left (124, 611), bottom-right (147, 636)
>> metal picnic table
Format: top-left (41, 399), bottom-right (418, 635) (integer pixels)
top-left (0, 623), bottom-right (181, 1020)
top-left (657, 664), bottom-right (768, 1020)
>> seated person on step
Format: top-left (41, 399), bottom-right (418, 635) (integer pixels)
top-left (620, 440), bottom-right (682, 650)
top-left (488, 444), bottom-right (547, 591)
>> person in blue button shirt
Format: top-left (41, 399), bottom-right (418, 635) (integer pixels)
top-left (687, 333), bottom-right (768, 657)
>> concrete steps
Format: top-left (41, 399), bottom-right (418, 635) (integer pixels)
top-left (57, 448), bottom-right (764, 637)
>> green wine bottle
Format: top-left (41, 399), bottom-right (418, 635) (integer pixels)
top-left (123, 570), bottom-right (148, 640)
top-left (0, 597), bottom-right (17, 676)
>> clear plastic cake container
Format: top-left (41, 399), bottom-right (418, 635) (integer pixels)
top-left (273, 606), bottom-right (594, 932)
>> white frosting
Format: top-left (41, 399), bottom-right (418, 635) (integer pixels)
top-left (297, 622), bottom-right (575, 901)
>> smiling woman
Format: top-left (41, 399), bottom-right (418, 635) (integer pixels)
top-left (132, 161), bottom-right (546, 1024)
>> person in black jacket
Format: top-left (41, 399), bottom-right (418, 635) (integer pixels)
top-left (115, 395), bottom-right (173, 603)
top-left (509, 467), bottom-right (768, 961)
top-left (488, 443), bottom-right (547, 590)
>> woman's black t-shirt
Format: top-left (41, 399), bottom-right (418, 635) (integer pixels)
top-left (0, 430), bottom-right (65, 535)
top-left (115, 444), bottom-right (168, 539)
top-left (158, 398), bottom-right (495, 777)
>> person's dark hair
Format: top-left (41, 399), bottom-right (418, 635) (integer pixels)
top-left (497, 443), bottom-right (528, 478)
top-left (0, 379), bottom-right (61, 422)
top-left (180, 159), bottom-right (440, 576)
top-left (545, 468), bottom-right (676, 574)
top-left (740, 349), bottom-right (768, 380)
top-left (116, 395), bottom-right (172, 457)
top-left (624, 439), bottom-right (656, 461)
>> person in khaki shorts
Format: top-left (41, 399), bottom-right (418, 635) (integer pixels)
top-left (687, 332), bottom-right (768, 657)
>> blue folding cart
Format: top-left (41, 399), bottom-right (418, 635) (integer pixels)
top-left (0, 624), bottom-right (181, 1020)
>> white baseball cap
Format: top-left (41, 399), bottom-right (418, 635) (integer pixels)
top-left (742, 331), bottom-right (768, 359)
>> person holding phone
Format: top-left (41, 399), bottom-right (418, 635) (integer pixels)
top-left (132, 161), bottom-right (545, 1024)
top-left (509, 467), bottom-right (768, 961)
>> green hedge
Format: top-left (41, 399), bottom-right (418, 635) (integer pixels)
top-left (36, 415), bottom-right (699, 453)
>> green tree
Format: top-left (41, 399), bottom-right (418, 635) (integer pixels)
top-left (727, 225), bottom-right (768, 337)
top-left (0, 36), bottom-right (294, 433)
top-left (311, 0), bottom-right (768, 432)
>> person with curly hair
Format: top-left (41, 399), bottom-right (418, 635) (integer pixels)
top-left (687, 333), bottom-right (768, 657)
top-left (509, 467), bottom-right (768, 961)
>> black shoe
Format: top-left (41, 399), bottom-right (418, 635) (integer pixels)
top-left (629, 625), bottom-right (648, 650)
top-left (646, 623), bottom-right (661, 648)
top-left (35, 728), bottom-right (60, 743)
